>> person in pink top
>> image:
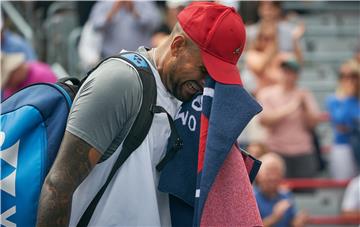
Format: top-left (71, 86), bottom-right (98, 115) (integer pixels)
top-left (257, 59), bottom-right (322, 178)
top-left (1, 52), bottom-right (57, 100)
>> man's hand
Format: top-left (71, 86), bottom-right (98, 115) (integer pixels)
top-left (263, 199), bottom-right (292, 227)
top-left (272, 199), bottom-right (292, 220)
top-left (36, 132), bottom-right (101, 227)
top-left (292, 23), bottom-right (306, 41)
top-left (106, 1), bottom-right (139, 23)
top-left (106, 1), bottom-right (125, 23)
top-left (292, 210), bottom-right (308, 227)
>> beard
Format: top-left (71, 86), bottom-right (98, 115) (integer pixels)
top-left (167, 60), bottom-right (200, 102)
top-left (168, 63), bottom-right (186, 102)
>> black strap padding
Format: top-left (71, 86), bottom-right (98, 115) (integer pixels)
top-left (58, 77), bottom-right (82, 86)
top-left (56, 77), bottom-right (82, 101)
top-left (119, 64), bottom-right (156, 153)
top-left (152, 105), bottom-right (183, 171)
top-left (76, 52), bottom-right (157, 227)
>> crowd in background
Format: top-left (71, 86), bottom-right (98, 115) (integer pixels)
top-left (1, 1), bottom-right (359, 226)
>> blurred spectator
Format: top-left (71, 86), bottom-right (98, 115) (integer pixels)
top-left (257, 59), bottom-right (321, 178)
top-left (75, 1), bottom-right (96, 26)
top-left (247, 141), bottom-right (268, 159)
top-left (237, 114), bottom-right (268, 147)
top-left (1, 15), bottom-right (37, 60)
top-left (78, 18), bottom-right (103, 71)
top-left (245, 23), bottom-right (281, 94)
top-left (254, 153), bottom-right (308, 227)
top-left (151, 0), bottom-right (188, 47)
top-left (238, 1), bottom-right (260, 25)
top-left (326, 62), bottom-right (360, 180)
top-left (242, 1), bottom-right (304, 95)
top-left (345, 43), bottom-right (360, 76)
top-left (244, 5), bottom-right (305, 95)
top-left (88, 0), bottom-right (161, 58)
top-left (246, 1), bottom-right (304, 61)
top-left (341, 175), bottom-right (360, 218)
top-left (1, 52), bottom-right (57, 101)
top-left (215, 0), bottom-right (239, 11)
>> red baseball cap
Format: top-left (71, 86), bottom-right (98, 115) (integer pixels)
top-left (177, 2), bottom-right (246, 85)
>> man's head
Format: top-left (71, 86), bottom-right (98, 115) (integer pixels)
top-left (156, 23), bottom-right (206, 102)
top-left (257, 153), bottom-right (286, 197)
top-left (280, 58), bottom-right (300, 87)
top-left (247, 142), bottom-right (268, 159)
top-left (258, 1), bottom-right (282, 21)
top-left (338, 62), bottom-right (359, 97)
top-left (156, 2), bottom-right (246, 102)
top-left (253, 22), bottom-right (277, 51)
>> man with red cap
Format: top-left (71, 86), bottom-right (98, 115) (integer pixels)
top-left (37, 2), bottom-right (249, 226)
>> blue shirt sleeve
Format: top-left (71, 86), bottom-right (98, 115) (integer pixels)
top-left (2, 30), bottom-right (37, 61)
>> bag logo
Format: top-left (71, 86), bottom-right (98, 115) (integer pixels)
top-left (0, 131), bottom-right (19, 226)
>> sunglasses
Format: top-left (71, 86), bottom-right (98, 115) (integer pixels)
top-left (340, 73), bottom-right (359, 80)
top-left (259, 35), bottom-right (274, 42)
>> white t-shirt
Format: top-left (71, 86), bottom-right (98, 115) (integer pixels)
top-left (342, 175), bottom-right (360, 212)
top-left (68, 48), bottom-right (181, 226)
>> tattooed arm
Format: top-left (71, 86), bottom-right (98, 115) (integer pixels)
top-left (36, 131), bottom-right (101, 227)
top-left (36, 58), bottom-right (143, 226)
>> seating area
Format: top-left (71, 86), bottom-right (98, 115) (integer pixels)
top-left (271, 2), bottom-right (359, 226)
top-left (285, 2), bottom-right (359, 154)
top-left (282, 178), bottom-right (358, 226)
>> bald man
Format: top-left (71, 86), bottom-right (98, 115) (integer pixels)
top-left (254, 153), bottom-right (308, 227)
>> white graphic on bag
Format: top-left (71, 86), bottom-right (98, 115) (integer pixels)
top-left (0, 131), bottom-right (19, 227)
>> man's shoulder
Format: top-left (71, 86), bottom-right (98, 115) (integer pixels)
top-left (348, 176), bottom-right (360, 191)
top-left (3, 31), bottom-right (27, 49)
top-left (253, 187), bottom-right (266, 201)
top-left (90, 57), bottom-right (143, 85)
top-left (76, 57), bottom-right (144, 107)
top-left (325, 94), bottom-right (338, 106)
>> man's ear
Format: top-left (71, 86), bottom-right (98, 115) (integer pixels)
top-left (170, 35), bottom-right (186, 57)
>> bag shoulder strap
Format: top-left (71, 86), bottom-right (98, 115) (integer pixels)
top-left (118, 52), bottom-right (157, 153)
top-left (77, 52), bottom-right (183, 227)
top-left (56, 77), bottom-right (82, 103)
top-left (76, 52), bottom-right (157, 227)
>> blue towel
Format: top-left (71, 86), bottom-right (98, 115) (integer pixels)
top-left (159, 77), bottom-right (262, 226)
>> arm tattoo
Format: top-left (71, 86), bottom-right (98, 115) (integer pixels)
top-left (36, 132), bottom-right (100, 227)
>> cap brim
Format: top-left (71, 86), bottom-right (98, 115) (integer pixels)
top-left (201, 49), bottom-right (242, 85)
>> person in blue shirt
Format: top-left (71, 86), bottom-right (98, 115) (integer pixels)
top-left (254, 153), bottom-right (307, 227)
top-left (88, 1), bottom-right (161, 58)
top-left (326, 62), bottom-right (360, 180)
top-left (1, 15), bottom-right (37, 61)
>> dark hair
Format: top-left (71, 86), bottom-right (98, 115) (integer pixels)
top-left (281, 60), bottom-right (300, 73)
top-left (339, 71), bottom-right (359, 79)
top-left (259, 1), bottom-right (282, 9)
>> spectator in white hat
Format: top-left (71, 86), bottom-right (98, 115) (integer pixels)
top-left (1, 52), bottom-right (57, 100)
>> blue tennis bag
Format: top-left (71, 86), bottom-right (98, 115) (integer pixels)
top-left (1, 81), bottom-right (78, 227)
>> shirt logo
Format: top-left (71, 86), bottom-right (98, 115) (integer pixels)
top-left (1, 131), bottom-right (19, 227)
